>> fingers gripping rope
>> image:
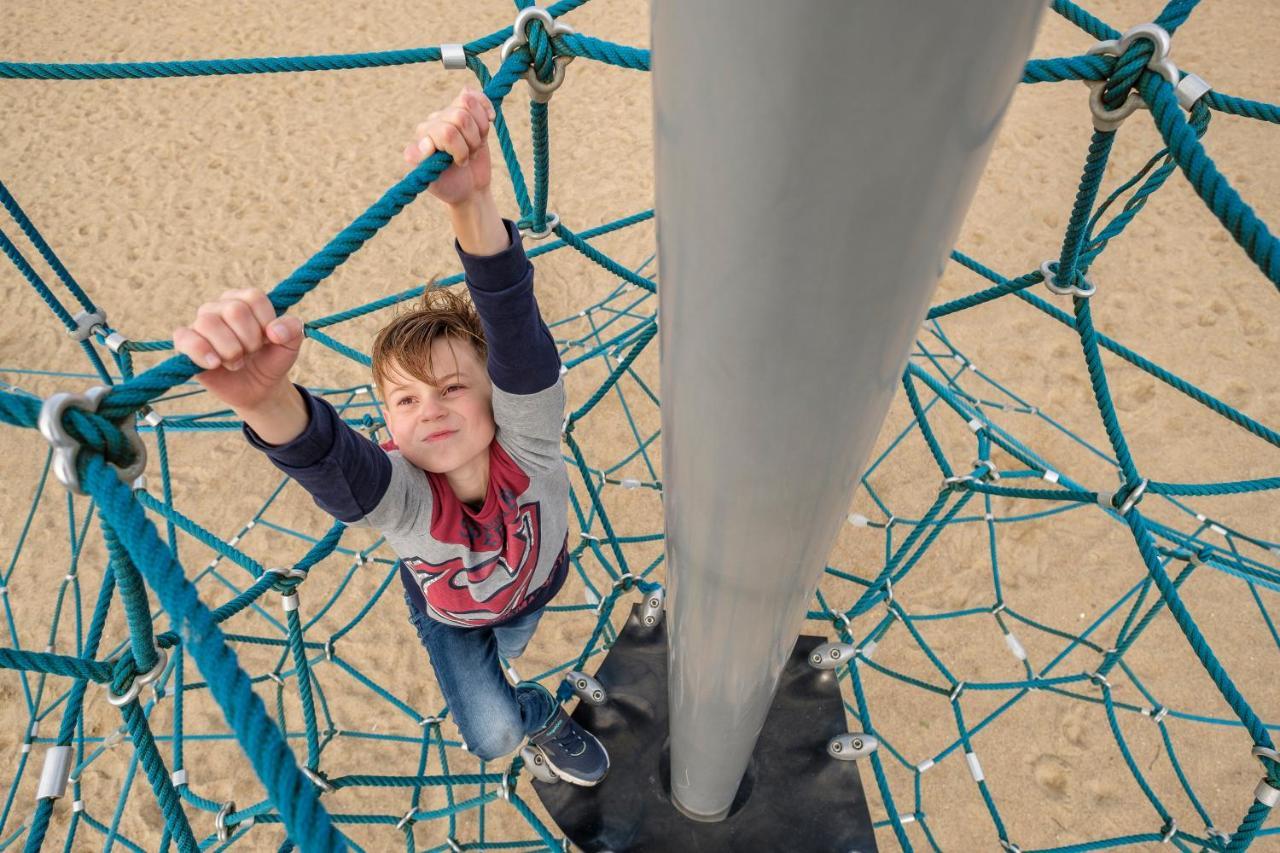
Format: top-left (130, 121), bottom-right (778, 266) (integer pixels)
top-left (26, 11), bottom-right (582, 444)
top-left (45, 47), bottom-right (538, 427)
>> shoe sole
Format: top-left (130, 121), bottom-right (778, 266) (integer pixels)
top-left (529, 744), bottom-right (610, 787)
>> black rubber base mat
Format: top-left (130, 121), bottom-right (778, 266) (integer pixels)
top-left (533, 604), bottom-right (878, 852)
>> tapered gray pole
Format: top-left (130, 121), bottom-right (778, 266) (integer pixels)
top-left (653, 1), bottom-right (1044, 821)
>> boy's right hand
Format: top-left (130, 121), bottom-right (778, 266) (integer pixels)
top-left (173, 289), bottom-right (304, 414)
top-left (403, 86), bottom-right (496, 208)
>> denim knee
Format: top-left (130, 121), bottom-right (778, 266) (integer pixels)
top-left (462, 714), bottom-right (525, 761)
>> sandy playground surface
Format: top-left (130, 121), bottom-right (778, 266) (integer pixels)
top-left (1, 1), bottom-right (1279, 850)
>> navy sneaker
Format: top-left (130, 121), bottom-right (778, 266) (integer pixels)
top-left (523, 686), bottom-right (609, 787)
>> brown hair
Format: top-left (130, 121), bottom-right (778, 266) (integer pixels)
top-left (371, 286), bottom-right (487, 391)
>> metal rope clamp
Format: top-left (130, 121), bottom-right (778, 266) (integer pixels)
top-left (1085, 23), bottom-right (1179, 132)
top-left (69, 310), bottom-right (108, 343)
top-left (501, 6), bottom-right (575, 104)
top-left (1039, 260), bottom-right (1096, 299)
top-left (827, 732), bottom-right (878, 761)
top-left (107, 643), bottom-right (169, 707)
top-left (215, 801), bottom-right (236, 842)
top-left (521, 743), bottom-right (560, 783)
top-left (266, 565), bottom-right (308, 593)
top-left (519, 211), bottom-right (560, 241)
top-left (439, 43), bottom-right (467, 71)
top-left (565, 670), bottom-right (607, 706)
top-left (37, 745), bottom-right (73, 801)
top-left (639, 586), bottom-right (665, 627)
top-left (1113, 478), bottom-right (1149, 515)
top-left (301, 766), bottom-right (334, 793)
top-left (809, 641), bottom-right (857, 671)
top-left (38, 386), bottom-right (147, 496)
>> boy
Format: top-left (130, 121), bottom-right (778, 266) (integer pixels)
top-left (172, 87), bottom-right (609, 786)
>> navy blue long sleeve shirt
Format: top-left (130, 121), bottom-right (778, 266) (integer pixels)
top-left (245, 220), bottom-right (570, 626)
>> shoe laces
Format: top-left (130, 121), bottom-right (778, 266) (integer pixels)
top-left (544, 713), bottom-right (587, 757)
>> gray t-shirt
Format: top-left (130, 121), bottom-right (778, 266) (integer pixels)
top-left (246, 219), bottom-right (569, 627)
top-left (368, 381), bottom-right (571, 627)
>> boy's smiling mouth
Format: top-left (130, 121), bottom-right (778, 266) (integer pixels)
top-left (424, 429), bottom-right (458, 442)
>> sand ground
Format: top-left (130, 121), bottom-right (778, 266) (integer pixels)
top-left (1, 1), bottom-right (1278, 850)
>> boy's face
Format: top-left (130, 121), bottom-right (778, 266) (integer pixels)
top-left (379, 338), bottom-right (495, 476)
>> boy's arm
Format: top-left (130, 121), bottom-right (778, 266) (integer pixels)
top-left (242, 386), bottom-right (395, 524)
top-left (405, 87), bottom-right (560, 395)
top-left (236, 382), bottom-right (310, 446)
top-left (173, 290), bottom-right (398, 522)
top-left (449, 194), bottom-right (561, 395)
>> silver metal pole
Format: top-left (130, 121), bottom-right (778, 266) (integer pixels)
top-left (653, 1), bottom-right (1045, 821)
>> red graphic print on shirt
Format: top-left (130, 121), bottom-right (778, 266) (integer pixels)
top-left (391, 441), bottom-right (544, 623)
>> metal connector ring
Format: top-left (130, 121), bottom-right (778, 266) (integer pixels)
top-left (38, 386), bottom-right (147, 495)
top-left (500, 6), bottom-right (576, 104)
top-left (1116, 478), bottom-right (1149, 515)
top-left (106, 644), bottom-right (169, 707)
top-left (1085, 24), bottom-right (1179, 131)
top-left (1252, 745), bottom-right (1280, 764)
top-left (519, 212), bottom-right (560, 240)
top-left (215, 801), bottom-right (236, 842)
top-left (1040, 260), bottom-right (1096, 299)
top-left (69, 310), bottom-right (108, 342)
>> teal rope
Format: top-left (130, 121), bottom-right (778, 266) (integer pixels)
top-left (285, 607), bottom-right (322, 770)
top-left (1054, 130), bottom-right (1116, 291)
top-left (1141, 72), bottom-right (1280, 290)
top-left (1, 1), bottom-right (1278, 849)
top-left (118, 700), bottom-right (197, 851)
top-left (530, 101), bottom-right (550, 231)
top-left (82, 456), bottom-right (346, 851)
top-left (0, 179), bottom-right (97, 314)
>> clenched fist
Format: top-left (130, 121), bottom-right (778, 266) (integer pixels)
top-left (172, 288), bottom-right (304, 416)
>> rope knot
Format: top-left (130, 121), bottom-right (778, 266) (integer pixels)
top-left (1084, 24), bottom-right (1179, 132)
top-left (1100, 37), bottom-right (1155, 111)
top-left (524, 18), bottom-right (557, 83)
top-left (271, 576), bottom-right (302, 595)
top-left (38, 386), bottom-right (147, 495)
top-left (106, 638), bottom-right (171, 707)
top-left (501, 6), bottom-right (576, 103)
top-left (267, 566), bottom-right (308, 594)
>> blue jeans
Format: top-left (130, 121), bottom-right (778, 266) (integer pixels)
top-left (405, 595), bottom-right (555, 761)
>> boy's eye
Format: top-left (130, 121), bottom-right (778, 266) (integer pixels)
top-left (396, 397), bottom-right (415, 407)
top-left (443, 385), bottom-right (464, 395)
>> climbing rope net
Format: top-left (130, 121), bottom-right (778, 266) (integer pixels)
top-left (0, 0), bottom-right (1278, 850)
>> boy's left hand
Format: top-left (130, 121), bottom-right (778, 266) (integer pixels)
top-left (405, 87), bottom-right (498, 207)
